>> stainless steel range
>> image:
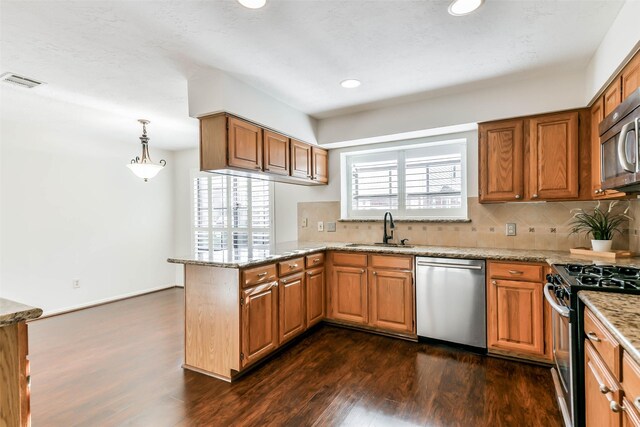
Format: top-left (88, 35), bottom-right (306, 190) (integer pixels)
top-left (546, 263), bottom-right (640, 427)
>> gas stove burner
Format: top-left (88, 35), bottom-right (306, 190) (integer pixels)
top-left (565, 264), bottom-right (586, 274)
top-left (577, 275), bottom-right (601, 286)
top-left (616, 267), bottom-right (640, 277)
top-left (599, 278), bottom-right (640, 290)
top-left (582, 266), bottom-right (616, 277)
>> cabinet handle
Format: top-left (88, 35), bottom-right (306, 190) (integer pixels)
top-left (532, 194), bottom-right (538, 199)
top-left (600, 384), bottom-right (611, 394)
top-left (586, 331), bottom-right (601, 342)
top-left (491, 280), bottom-right (497, 285)
top-left (289, 263), bottom-right (298, 269)
top-left (360, 269), bottom-right (365, 273)
top-left (257, 272), bottom-right (268, 277)
top-left (282, 279), bottom-right (287, 284)
top-left (308, 271), bottom-right (313, 275)
top-left (610, 401), bottom-right (622, 413)
top-left (515, 194), bottom-right (521, 199)
top-left (373, 271), bottom-right (377, 275)
top-left (313, 259), bottom-right (320, 264)
top-left (508, 270), bottom-right (523, 275)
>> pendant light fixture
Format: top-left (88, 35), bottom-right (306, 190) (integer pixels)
top-left (127, 119), bottom-right (166, 182)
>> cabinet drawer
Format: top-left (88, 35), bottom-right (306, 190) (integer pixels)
top-left (242, 263), bottom-right (277, 288)
top-left (331, 252), bottom-right (368, 267)
top-left (623, 352), bottom-right (640, 417)
top-left (369, 254), bottom-right (413, 271)
top-left (305, 253), bottom-right (325, 268)
top-left (488, 262), bottom-right (543, 282)
top-left (585, 339), bottom-right (622, 425)
top-left (585, 307), bottom-right (621, 378)
top-left (277, 257), bottom-right (304, 276)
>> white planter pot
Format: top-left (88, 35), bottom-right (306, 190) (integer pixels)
top-left (591, 240), bottom-right (613, 252)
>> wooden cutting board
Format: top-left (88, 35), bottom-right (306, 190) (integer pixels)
top-left (569, 247), bottom-right (635, 259)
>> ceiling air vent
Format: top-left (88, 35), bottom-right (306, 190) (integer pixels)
top-left (0, 72), bottom-right (44, 89)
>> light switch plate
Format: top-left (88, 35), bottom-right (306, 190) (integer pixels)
top-left (302, 217), bottom-right (308, 227)
top-left (506, 223), bottom-right (516, 236)
top-left (317, 221), bottom-right (324, 232)
top-left (326, 222), bottom-right (336, 232)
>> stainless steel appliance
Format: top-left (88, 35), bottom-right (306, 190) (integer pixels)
top-left (415, 257), bottom-right (486, 349)
top-left (600, 88), bottom-right (640, 192)
top-left (546, 264), bottom-right (640, 427)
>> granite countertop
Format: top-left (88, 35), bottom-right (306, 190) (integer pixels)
top-left (579, 291), bottom-right (640, 365)
top-left (0, 298), bottom-right (43, 327)
top-left (169, 241), bottom-right (640, 268)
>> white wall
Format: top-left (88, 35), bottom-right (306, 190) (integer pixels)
top-left (0, 90), bottom-right (176, 314)
top-left (584, 0), bottom-right (640, 104)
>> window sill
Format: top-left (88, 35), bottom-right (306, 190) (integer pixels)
top-left (338, 218), bottom-right (472, 223)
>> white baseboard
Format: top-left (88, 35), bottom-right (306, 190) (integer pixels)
top-left (37, 284), bottom-right (179, 319)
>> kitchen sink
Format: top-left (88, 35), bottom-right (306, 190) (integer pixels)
top-left (345, 243), bottom-right (415, 248)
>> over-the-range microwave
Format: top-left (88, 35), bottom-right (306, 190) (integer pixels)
top-left (600, 88), bottom-right (640, 192)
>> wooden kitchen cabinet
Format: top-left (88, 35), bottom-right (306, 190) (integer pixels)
top-left (368, 269), bottom-right (414, 333)
top-left (622, 352), bottom-right (640, 427)
top-left (306, 267), bottom-right (325, 327)
top-left (622, 53), bottom-right (640, 102)
top-left (228, 116), bottom-right (263, 171)
top-left (311, 146), bottom-right (328, 184)
top-left (329, 265), bottom-right (368, 324)
top-left (604, 79), bottom-right (623, 117)
top-left (585, 340), bottom-right (622, 427)
top-left (0, 322), bottom-right (30, 427)
top-left (591, 98), bottom-right (626, 199)
top-left (478, 119), bottom-right (524, 202)
top-left (241, 281), bottom-right (279, 368)
top-left (527, 111), bottom-right (579, 200)
top-left (291, 139), bottom-right (312, 179)
top-left (278, 273), bottom-right (306, 344)
top-left (263, 130), bottom-right (290, 176)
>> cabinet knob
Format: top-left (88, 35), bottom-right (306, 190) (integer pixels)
top-left (515, 194), bottom-right (521, 199)
top-left (282, 279), bottom-right (287, 284)
top-left (491, 280), bottom-right (497, 285)
top-left (610, 401), bottom-right (622, 413)
top-left (360, 269), bottom-right (365, 273)
top-left (599, 384), bottom-right (611, 394)
top-left (532, 194), bottom-right (538, 199)
top-left (586, 331), bottom-right (601, 342)
top-left (373, 271), bottom-right (377, 276)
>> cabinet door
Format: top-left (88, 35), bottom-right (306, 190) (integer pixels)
top-left (478, 119), bottom-right (524, 202)
top-left (291, 139), bottom-right (312, 179)
top-left (585, 341), bottom-right (622, 427)
top-left (528, 112), bottom-right (579, 200)
top-left (604, 79), bottom-right (622, 117)
top-left (228, 116), bottom-right (263, 171)
top-left (329, 266), bottom-right (368, 324)
top-left (487, 279), bottom-right (544, 356)
top-left (263, 130), bottom-right (290, 176)
top-left (241, 282), bottom-right (278, 368)
top-left (306, 267), bottom-right (326, 327)
top-left (591, 99), bottom-right (625, 200)
top-left (279, 273), bottom-right (306, 344)
top-left (311, 146), bottom-right (328, 184)
top-left (368, 269), bottom-right (414, 333)
top-left (0, 322), bottom-right (30, 427)
top-left (622, 53), bottom-right (640, 102)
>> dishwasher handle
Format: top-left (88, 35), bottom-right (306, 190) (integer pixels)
top-left (416, 261), bottom-right (483, 270)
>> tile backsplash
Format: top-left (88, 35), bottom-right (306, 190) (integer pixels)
top-left (298, 197), bottom-right (637, 251)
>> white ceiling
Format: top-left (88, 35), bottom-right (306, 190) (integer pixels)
top-left (0, 0), bottom-right (626, 150)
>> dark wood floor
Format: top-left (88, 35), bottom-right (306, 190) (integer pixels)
top-left (28, 288), bottom-right (561, 426)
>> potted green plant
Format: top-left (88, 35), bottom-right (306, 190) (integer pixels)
top-left (570, 201), bottom-right (631, 252)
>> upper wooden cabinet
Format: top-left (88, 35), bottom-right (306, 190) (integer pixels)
top-left (263, 130), bottom-right (290, 176)
top-left (311, 146), bottom-right (329, 184)
top-left (291, 139), bottom-right (312, 179)
top-left (622, 53), bottom-right (640, 101)
top-left (604, 79), bottom-right (623, 117)
top-left (199, 113), bottom-right (327, 186)
top-left (528, 111), bottom-right (579, 200)
top-left (479, 119), bottom-right (524, 202)
top-left (479, 110), bottom-right (587, 203)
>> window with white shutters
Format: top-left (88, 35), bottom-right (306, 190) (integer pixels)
top-left (344, 140), bottom-right (467, 219)
top-left (193, 174), bottom-right (273, 258)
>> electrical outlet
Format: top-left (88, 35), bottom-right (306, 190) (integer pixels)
top-left (506, 223), bottom-right (517, 236)
top-left (317, 221), bottom-right (324, 232)
top-left (302, 217), bottom-right (308, 228)
top-left (326, 222), bottom-right (336, 232)
top-left (72, 279), bottom-right (80, 289)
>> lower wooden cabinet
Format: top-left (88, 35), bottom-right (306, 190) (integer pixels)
top-left (329, 265), bottom-right (368, 324)
top-left (0, 322), bottom-right (30, 427)
top-left (368, 269), bottom-right (413, 333)
top-left (279, 273), bottom-right (306, 344)
top-left (306, 267), bottom-right (325, 327)
top-left (585, 340), bottom-right (622, 427)
top-left (622, 352), bottom-right (640, 427)
top-left (241, 281), bottom-right (279, 368)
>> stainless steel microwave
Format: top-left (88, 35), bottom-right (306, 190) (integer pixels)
top-left (600, 88), bottom-right (640, 192)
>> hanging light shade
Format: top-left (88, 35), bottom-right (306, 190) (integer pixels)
top-left (127, 119), bottom-right (166, 182)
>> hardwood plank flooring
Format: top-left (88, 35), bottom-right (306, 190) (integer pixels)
top-left (28, 288), bottom-right (561, 426)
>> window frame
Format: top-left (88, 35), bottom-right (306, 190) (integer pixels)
top-left (191, 171), bottom-right (275, 257)
top-left (341, 139), bottom-right (468, 220)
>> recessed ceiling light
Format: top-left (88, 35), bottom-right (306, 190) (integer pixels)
top-left (238, 0), bottom-right (266, 9)
top-left (340, 79), bottom-right (361, 89)
top-left (448, 0), bottom-right (483, 16)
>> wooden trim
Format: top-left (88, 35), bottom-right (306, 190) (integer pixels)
top-left (322, 319), bottom-right (418, 341)
top-left (182, 364), bottom-right (232, 383)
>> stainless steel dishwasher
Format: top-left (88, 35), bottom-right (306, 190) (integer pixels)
top-left (416, 257), bottom-right (486, 350)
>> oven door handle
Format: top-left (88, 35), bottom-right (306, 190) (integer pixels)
top-left (617, 120), bottom-right (637, 173)
top-left (544, 283), bottom-right (570, 318)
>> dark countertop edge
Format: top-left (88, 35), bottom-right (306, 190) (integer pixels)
top-left (578, 291), bottom-right (640, 366)
top-left (0, 299), bottom-right (43, 327)
top-left (337, 218), bottom-right (472, 223)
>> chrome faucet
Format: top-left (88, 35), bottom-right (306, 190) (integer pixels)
top-left (382, 211), bottom-right (395, 244)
